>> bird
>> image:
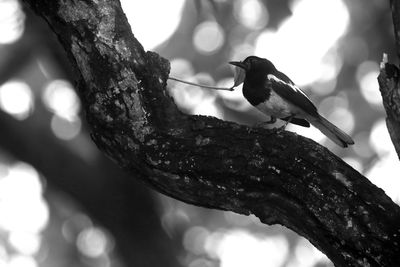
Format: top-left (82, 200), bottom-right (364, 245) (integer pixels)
top-left (229, 56), bottom-right (354, 148)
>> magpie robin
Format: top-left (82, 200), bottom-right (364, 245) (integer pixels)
top-left (229, 56), bottom-right (354, 148)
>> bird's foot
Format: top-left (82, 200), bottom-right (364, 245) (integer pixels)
top-left (273, 116), bottom-right (292, 133)
top-left (265, 116), bottom-right (277, 124)
top-left (254, 117), bottom-right (276, 128)
top-left (274, 123), bottom-right (288, 134)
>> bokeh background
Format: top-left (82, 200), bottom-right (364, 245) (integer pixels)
top-left (0, 0), bottom-right (398, 266)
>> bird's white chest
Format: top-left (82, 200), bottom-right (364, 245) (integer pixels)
top-left (255, 90), bottom-right (293, 118)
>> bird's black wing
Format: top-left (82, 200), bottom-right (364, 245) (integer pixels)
top-left (281, 116), bottom-right (310, 127)
top-left (267, 71), bottom-right (319, 118)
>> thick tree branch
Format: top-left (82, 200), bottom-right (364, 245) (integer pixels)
top-left (22, 1), bottom-right (400, 266)
top-left (378, 0), bottom-right (400, 158)
top-left (378, 57), bottom-right (400, 158)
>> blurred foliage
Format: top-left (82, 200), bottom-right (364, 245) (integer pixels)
top-left (0, 0), bottom-right (397, 267)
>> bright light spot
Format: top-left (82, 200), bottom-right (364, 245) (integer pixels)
top-left (9, 231), bottom-right (41, 255)
top-left (193, 98), bottom-right (222, 118)
top-left (366, 153), bottom-right (400, 203)
top-left (0, 0), bottom-right (25, 44)
top-left (310, 79), bottom-right (337, 96)
top-left (193, 21), bottom-right (225, 55)
top-left (359, 72), bottom-right (379, 105)
top-left (170, 58), bottom-right (195, 78)
top-left (0, 162), bottom-right (49, 234)
top-left (183, 226), bottom-right (210, 255)
top-left (0, 162), bottom-right (46, 267)
top-left (169, 82), bottom-right (206, 110)
top-left (170, 72), bottom-right (222, 117)
top-left (62, 213), bottom-right (93, 243)
top-left (204, 230), bottom-right (226, 259)
top-left (319, 51), bottom-right (342, 82)
top-left (168, 72), bottom-right (218, 115)
top-left (8, 255), bottom-right (37, 267)
top-left (327, 107), bottom-right (355, 134)
top-left (356, 61), bottom-right (382, 107)
top-left (43, 80), bottom-right (80, 120)
top-left (367, 119), bottom-right (400, 202)
top-left (234, 0), bottom-right (269, 30)
top-left (319, 95), bottom-right (349, 112)
top-left (0, 80), bottom-right (33, 120)
top-left (255, 0), bottom-right (349, 86)
top-left (310, 50), bottom-right (342, 95)
top-left (169, 69), bottom-right (225, 118)
top-left (318, 95), bottom-right (354, 133)
top-left (369, 119), bottom-right (392, 156)
top-left (77, 227), bottom-right (109, 258)
top-left (287, 238), bottom-right (330, 267)
top-left (121, 0), bottom-right (185, 49)
top-left (207, 229), bottom-right (289, 267)
top-left (0, 245), bottom-right (6, 260)
top-left (0, 163), bottom-right (8, 179)
top-left (353, 131), bottom-right (374, 158)
top-left (51, 114), bottom-right (82, 140)
top-left (160, 208), bottom-right (190, 237)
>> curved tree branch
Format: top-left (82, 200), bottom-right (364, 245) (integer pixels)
top-left (379, 0), bottom-right (400, 158)
top-left (22, 1), bottom-right (400, 266)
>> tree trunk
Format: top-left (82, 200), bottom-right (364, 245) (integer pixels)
top-left (22, 0), bottom-right (400, 266)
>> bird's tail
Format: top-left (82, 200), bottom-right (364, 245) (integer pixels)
top-left (308, 115), bottom-right (354, 148)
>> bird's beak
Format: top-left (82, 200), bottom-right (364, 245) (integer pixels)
top-left (229, 61), bottom-right (247, 70)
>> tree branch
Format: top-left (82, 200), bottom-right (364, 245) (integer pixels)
top-left (22, 0), bottom-right (400, 266)
top-left (378, 0), bottom-right (400, 158)
top-left (378, 56), bottom-right (400, 158)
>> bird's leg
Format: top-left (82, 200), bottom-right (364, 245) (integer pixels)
top-left (255, 116), bottom-right (276, 128)
top-left (275, 115), bottom-right (294, 133)
top-left (266, 116), bottom-right (277, 124)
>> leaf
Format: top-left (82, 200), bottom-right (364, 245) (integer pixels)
top-left (232, 66), bottom-right (246, 87)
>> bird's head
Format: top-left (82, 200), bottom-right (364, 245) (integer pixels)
top-left (229, 56), bottom-right (276, 74)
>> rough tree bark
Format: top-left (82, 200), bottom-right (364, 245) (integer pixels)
top-left (379, 0), bottom-right (400, 159)
top-left (22, 0), bottom-right (400, 266)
